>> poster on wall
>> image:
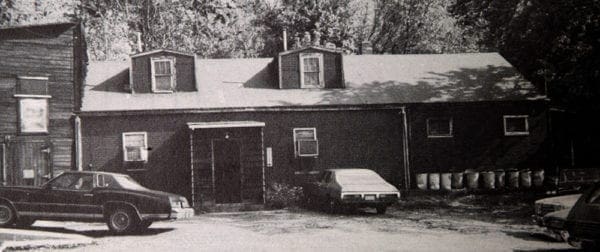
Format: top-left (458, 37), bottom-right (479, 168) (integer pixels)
top-left (19, 98), bottom-right (48, 133)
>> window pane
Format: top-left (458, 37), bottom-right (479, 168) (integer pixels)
top-left (154, 61), bottom-right (171, 75)
top-left (304, 72), bottom-right (319, 86)
top-left (506, 117), bottom-right (527, 132)
top-left (124, 134), bottom-right (145, 147)
top-left (126, 146), bottom-right (142, 160)
top-left (155, 76), bottom-right (172, 91)
top-left (428, 118), bottom-right (451, 136)
top-left (49, 174), bottom-right (78, 189)
top-left (303, 57), bottom-right (319, 72)
top-left (295, 129), bottom-right (315, 140)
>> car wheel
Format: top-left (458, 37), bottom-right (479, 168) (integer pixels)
top-left (14, 217), bottom-right (36, 228)
top-left (326, 197), bottom-right (339, 214)
top-left (0, 203), bottom-right (16, 227)
top-left (376, 206), bottom-right (387, 214)
top-left (107, 208), bottom-right (139, 234)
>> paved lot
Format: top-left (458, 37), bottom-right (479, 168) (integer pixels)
top-left (11, 195), bottom-right (580, 252)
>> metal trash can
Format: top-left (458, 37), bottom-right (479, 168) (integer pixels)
top-left (520, 169), bottom-right (532, 188)
top-left (507, 169), bottom-right (520, 189)
top-left (441, 173), bottom-right (452, 191)
top-left (465, 171), bottom-right (479, 190)
top-left (494, 170), bottom-right (506, 189)
top-left (416, 173), bottom-right (428, 190)
top-left (532, 170), bottom-right (544, 187)
top-left (481, 171), bottom-right (495, 190)
top-left (452, 172), bottom-right (464, 189)
top-left (428, 173), bottom-right (440, 190)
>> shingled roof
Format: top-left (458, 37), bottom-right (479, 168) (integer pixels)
top-left (82, 52), bottom-right (544, 113)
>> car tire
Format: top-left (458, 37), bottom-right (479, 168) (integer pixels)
top-left (326, 197), bottom-right (339, 214)
top-left (14, 217), bottom-right (36, 228)
top-left (0, 203), bottom-right (16, 227)
top-left (107, 208), bottom-right (139, 234)
top-left (376, 206), bottom-right (387, 214)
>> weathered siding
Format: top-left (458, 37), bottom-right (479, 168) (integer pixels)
top-left (279, 48), bottom-right (344, 89)
top-left (0, 23), bottom-right (82, 184)
top-left (80, 109), bottom-right (406, 203)
top-left (408, 101), bottom-right (549, 176)
top-left (131, 51), bottom-right (196, 93)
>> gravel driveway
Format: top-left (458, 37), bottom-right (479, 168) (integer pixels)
top-left (13, 194), bottom-right (578, 252)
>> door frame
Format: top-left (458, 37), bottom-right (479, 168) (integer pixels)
top-left (14, 138), bottom-right (52, 186)
top-left (210, 138), bottom-right (243, 204)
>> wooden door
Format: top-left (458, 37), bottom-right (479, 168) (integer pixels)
top-left (213, 140), bottom-right (241, 204)
top-left (15, 140), bottom-right (51, 186)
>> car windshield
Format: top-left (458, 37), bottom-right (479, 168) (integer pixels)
top-left (336, 172), bottom-right (384, 185)
top-left (112, 175), bottom-right (148, 191)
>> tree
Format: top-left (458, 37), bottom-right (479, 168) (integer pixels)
top-left (0, 0), bottom-right (75, 26)
top-left (450, 0), bottom-right (600, 110)
top-left (370, 0), bottom-right (479, 54)
top-left (255, 0), bottom-right (362, 56)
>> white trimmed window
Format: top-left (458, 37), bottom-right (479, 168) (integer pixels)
top-left (122, 132), bottom-right (148, 162)
top-left (503, 115), bottom-right (529, 136)
top-left (427, 117), bottom-right (453, 138)
top-left (151, 57), bottom-right (175, 92)
top-left (293, 128), bottom-right (319, 157)
top-left (299, 53), bottom-right (324, 88)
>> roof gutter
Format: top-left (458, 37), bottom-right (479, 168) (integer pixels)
top-left (77, 104), bottom-right (408, 117)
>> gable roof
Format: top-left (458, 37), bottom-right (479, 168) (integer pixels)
top-left (130, 49), bottom-right (195, 58)
top-left (82, 52), bottom-right (544, 113)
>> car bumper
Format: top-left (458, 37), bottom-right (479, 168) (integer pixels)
top-left (170, 207), bottom-right (195, 219)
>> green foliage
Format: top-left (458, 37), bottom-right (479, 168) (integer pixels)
top-left (265, 182), bottom-right (303, 209)
top-left (371, 0), bottom-right (479, 54)
top-left (0, 0), bottom-right (75, 26)
top-left (450, 0), bottom-right (600, 110)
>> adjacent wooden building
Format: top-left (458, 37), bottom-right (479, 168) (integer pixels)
top-left (0, 22), bottom-right (86, 186)
top-left (80, 46), bottom-right (548, 209)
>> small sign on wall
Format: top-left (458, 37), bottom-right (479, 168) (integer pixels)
top-left (266, 147), bottom-right (273, 167)
top-left (23, 169), bottom-right (34, 179)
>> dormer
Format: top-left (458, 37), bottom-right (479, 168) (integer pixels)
top-left (277, 46), bottom-right (344, 89)
top-left (129, 49), bottom-right (196, 93)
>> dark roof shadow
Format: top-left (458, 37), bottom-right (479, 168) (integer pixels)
top-left (90, 69), bottom-right (129, 92)
top-left (21, 225), bottom-right (173, 238)
top-left (0, 23), bottom-right (75, 40)
top-left (243, 61), bottom-right (277, 89)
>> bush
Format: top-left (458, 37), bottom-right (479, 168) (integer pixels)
top-left (265, 182), bottom-right (303, 209)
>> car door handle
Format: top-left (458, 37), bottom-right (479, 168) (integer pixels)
top-left (84, 194), bottom-right (93, 197)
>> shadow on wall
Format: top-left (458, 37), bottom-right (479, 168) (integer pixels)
top-left (243, 61), bottom-right (278, 89)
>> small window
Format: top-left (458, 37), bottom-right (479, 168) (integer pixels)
top-left (151, 57), bottom-right (175, 92)
top-left (122, 132), bottom-right (148, 162)
top-left (18, 98), bottom-right (49, 134)
top-left (427, 118), bottom-right (453, 138)
top-left (299, 53), bottom-right (324, 88)
top-left (293, 128), bottom-right (319, 157)
top-left (503, 115), bottom-right (529, 136)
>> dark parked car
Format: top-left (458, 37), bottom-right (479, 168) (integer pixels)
top-left (303, 169), bottom-right (400, 214)
top-left (532, 193), bottom-right (581, 240)
top-left (562, 183), bottom-right (600, 249)
top-left (0, 171), bottom-right (194, 234)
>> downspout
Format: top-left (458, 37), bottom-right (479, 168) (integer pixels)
top-left (189, 129), bottom-right (195, 207)
top-left (400, 107), bottom-right (411, 190)
top-left (74, 116), bottom-right (83, 171)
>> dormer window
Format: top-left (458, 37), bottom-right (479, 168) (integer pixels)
top-left (299, 53), bottom-right (324, 88)
top-left (151, 57), bottom-right (175, 92)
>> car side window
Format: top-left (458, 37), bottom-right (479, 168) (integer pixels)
top-left (73, 175), bottom-right (94, 191)
top-left (48, 173), bottom-right (79, 190)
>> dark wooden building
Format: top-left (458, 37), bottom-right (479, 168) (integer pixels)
top-left (0, 22), bottom-right (86, 186)
top-left (80, 47), bottom-right (548, 209)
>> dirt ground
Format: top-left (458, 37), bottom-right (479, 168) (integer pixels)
top-left (14, 193), bottom-right (578, 252)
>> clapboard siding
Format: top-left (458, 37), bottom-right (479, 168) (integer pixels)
top-left (1, 23), bottom-right (83, 185)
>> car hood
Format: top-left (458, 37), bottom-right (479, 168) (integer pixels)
top-left (340, 183), bottom-right (399, 193)
top-left (536, 194), bottom-right (581, 208)
top-left (545, 208), bottom-right (571, 220)
top-left (0, 186), bottom-right (41, 193)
